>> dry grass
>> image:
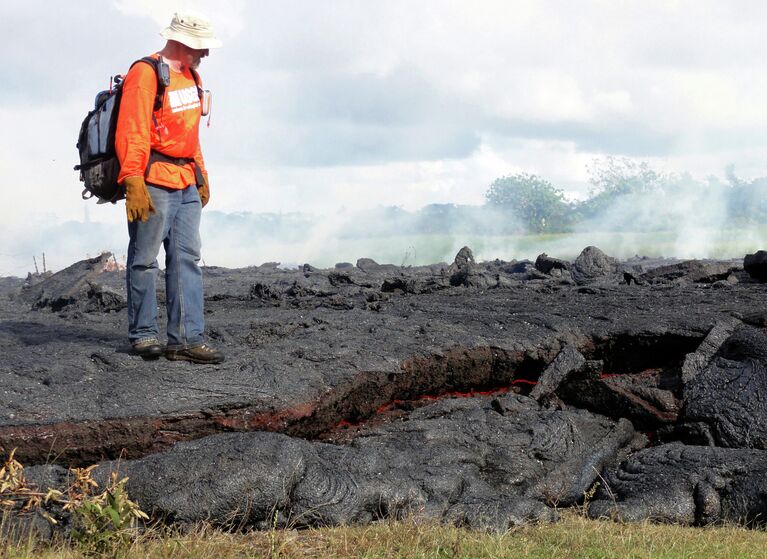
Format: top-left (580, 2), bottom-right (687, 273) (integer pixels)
top-left (2, 512), bottom-right (766, 559)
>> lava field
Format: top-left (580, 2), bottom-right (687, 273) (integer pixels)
top-left (1, 246), bottom-right (766, 536)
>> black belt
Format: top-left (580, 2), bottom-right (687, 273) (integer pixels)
top-left (146, 150), bottom-right (204, 187)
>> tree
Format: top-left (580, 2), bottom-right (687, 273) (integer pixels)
top-left (724, 165), bottom-right (767, 223)
top-left (485, 173), bottom-right (572, 232)
top-left (577, 157), bottom-right (665, 219)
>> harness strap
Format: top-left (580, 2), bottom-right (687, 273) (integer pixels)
top-left (146, 150), bottom-right (204, 187)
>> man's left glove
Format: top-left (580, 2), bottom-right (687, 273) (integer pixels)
top-left (124, 177), bottom-right (156, 223)
top-left (198, 172), bottom-right (210, 208)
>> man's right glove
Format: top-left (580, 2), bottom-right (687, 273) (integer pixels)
top-left (124, 177), bottom-right (156, 222)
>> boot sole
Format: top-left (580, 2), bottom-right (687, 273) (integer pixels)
top-left (133, 346), bottom-right (164, 359)
top-left (165, 352), bottom-right (225, 364)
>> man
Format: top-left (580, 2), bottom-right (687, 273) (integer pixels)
top-left (116, 12), bottom-right (224, 364)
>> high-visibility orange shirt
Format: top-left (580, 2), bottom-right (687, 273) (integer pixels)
top-left (115, 54), bottom-right (206, 189)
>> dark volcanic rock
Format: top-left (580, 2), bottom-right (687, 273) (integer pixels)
top-left (4, 248), bottom-right (767, 531)
top-left (534, 253), bottom-right (570, 275)
top-left (589, 443), bottom-right (767, 526)
top-left (680, 324), bottom-right (767, 449)
top-left (680, 318), bottom-right (741, 384)
top-left (449, 246), bottom-right (477, 287)
top-left (744, 250), bottom-right (767, 282)
top-left (3, 252), bottom-right (767, 467)
top-left (570, 246), bottom-right (619, 285)
top-left (1, 464), bottom-right (71, 541)
top-left (557, 367), bottom-right (683, 430)
top-left (452, 246), bottom-right (475, 269)
top-left (355, 257), bottom-right (398, 273)
top-left (335, 262), bottom-right (354, 270)
top-left (19, 253), bottom-right (120, 312)
top-left (552, 332), bottom-right (702, 430)
top-left (347, 395), bottom-right (643, 512)
top-left (83, 281), bottom-right (126, 313)
top-left (530, 346), bottom-right (586, 402)
top-left (16, 395), bottom-right (640, 532)
top-left (502, 260), bottom-right (534, 274)
top-left (0, 276), bottom-right (26, 297)
top-left (640, 260), bottom-right (736, 284)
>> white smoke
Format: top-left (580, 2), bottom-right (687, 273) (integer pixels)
top-left (3, 160), bottom-right (766, 277)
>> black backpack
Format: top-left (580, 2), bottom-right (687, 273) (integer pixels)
top-left (74, 57), bottom-right (200, 204)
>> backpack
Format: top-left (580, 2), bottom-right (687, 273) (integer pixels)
top-left (74, 57), bottom-right (201, 204)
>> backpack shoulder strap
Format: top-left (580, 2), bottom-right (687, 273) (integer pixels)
top-left (129, 56), bottom-right (166, 112)
top-left (190, 67), bottom-right (203, 100)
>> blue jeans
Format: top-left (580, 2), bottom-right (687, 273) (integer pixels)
top-left (126, 184), bottom-right (204, 349)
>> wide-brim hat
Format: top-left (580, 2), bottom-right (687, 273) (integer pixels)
top-left (161, 12), bottom-right (222, 50)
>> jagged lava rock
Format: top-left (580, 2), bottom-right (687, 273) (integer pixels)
top-left (589, 443), bottom-right (767, 526)
top-left (534, 253), bottom-right (570, 275)
top-left (18, 252), bottom-right (124, 312)
top-left (570, 246), bottom-right (620, 285)
top-left (2, 249), bottom-right (767, 532)
top-left (24, 394), bottom-right (642, 533)
top-left (744, 250), bottom-right (767, 282)
top-left (640, 260), bottom-right (736, 284)
top-left (0, 250), bottom-right (765, 468)
top-left (680, 324), bottom-right (767, 449)
top-left (530, 345), bottom-right (586, 402)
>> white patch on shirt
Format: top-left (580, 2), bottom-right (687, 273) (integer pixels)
top-left (167, 86), bottom-right (201, 113)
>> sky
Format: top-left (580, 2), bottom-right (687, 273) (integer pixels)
top-left (2, 0), bottom-right (767, 274)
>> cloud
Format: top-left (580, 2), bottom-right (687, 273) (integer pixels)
top-left (5, 0), bottom-right (767, 272)
top-left (209, 66), bottom-right (483, 166)
top-left (1, 2), bottom-right (159, 106)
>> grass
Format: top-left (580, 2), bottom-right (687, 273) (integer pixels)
top-left (3, 512), bottom-right (766, 559)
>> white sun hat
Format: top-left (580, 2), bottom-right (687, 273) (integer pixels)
top-left (160, 12), bottom-right (222, 49)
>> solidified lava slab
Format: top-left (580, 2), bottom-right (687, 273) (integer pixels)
top-left (0, 252), bottom-right (762, 466)
top-left (588, 443), bottom-right (767, 525)
top-left (4, 249), bottom-right (767, 532)
top-left (21, 394), bottom-right (644, 533)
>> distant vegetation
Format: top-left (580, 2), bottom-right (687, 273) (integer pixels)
top-left (8, 157), bottom-right (764, 275)
top-left (485, 172), bottom-right (572, 233)
top-left (202, 157), bottom-right (767, 241)
top-left (485, 157), bottom-right (767, 233)
top-left (190, 157), bottom-right (767, 267)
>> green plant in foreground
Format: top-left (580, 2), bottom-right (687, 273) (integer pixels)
top-left (1, 451), bottom-right (148, 557)
top-left (62, 467), bottom-right (149, 556)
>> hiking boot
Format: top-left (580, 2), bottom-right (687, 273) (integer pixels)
top-left (132, 338), bottom-right (163, 359)
top-left (165, 343), bottom-right (225, 364)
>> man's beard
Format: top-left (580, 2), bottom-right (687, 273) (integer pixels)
top-left (182, 57), bottom-right (202, 71)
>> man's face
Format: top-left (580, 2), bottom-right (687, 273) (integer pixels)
top-left (182, 45), bottom-right (209, 70)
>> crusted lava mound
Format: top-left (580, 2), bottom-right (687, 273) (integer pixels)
top-left (21, 395), bottom-right (641, 533)
top-left (1, 246), bottom-right (766, 534)
top-left (588, 443), bottom-right (767, 526)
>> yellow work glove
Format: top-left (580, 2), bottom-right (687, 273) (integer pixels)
top-left (124, 176), bottom-right (156, 223)
top-left (198, 171), bottom-right (210, 208)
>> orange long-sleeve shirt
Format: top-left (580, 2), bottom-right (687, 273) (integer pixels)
top-left (115, 54), bottom-right (206, 188)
